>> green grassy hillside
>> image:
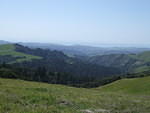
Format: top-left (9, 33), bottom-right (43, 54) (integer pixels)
top-left (128, 51), bottom-right (150, 73)
top-left (0, 44), bottom-right (42, 63)
top-left (136, 51), bottom-right (150, 62)
top-left (0, 77), bottom-right (150, 113)
top-left (98, 76), bottom-right (150, 94)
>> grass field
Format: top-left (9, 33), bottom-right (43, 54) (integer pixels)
top-left (0, 77), bottom-right (150, 113)
top-left (0, 44), bottom-right (42, 63)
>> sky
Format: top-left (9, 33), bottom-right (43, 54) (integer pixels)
top-left (0, 0), bottom-right (150, 46)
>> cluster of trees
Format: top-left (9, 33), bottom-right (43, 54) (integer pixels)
top-left (0, 62), bottom-right (149, 88)
top-left (0, 62), bottom-right (122, 88)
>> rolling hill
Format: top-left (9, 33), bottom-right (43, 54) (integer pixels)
top-left (0, 77), bottom-right (149, 113)
top-left (88, 51), bottom-right (150, 74)
top-left (0, 44), bottom-right (42, 63)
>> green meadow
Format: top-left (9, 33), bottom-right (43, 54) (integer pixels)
top-left (0, 76), bottom-right (150, 113)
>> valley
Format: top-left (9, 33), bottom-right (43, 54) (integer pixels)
top-left (0, 42), bottom-right (150, 113)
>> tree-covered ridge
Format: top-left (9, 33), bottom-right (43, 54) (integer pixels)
top-left (4, 44), bottom-right (121, 77)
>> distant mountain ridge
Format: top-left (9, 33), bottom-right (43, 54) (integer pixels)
top-left (0, 40), bottom-right (150, 56)
top-left (19, 42), bottom-right (150, 56)
top-left (0, 40), bottom-right (10, 44)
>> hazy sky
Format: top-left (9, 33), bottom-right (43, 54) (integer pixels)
top-left (0, 0), bottom-right (150, 45)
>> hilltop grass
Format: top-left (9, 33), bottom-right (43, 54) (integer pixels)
top-left (138, 51), bottom-right (150, 62)
top-left (98, 76), bottom-right (150, 95)
top-left (0, 44), bottom-right (42, 63)
top-left (129, 51), bottom-right (150, 62)
top-left (0, 77), bottom-right (150, 113)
